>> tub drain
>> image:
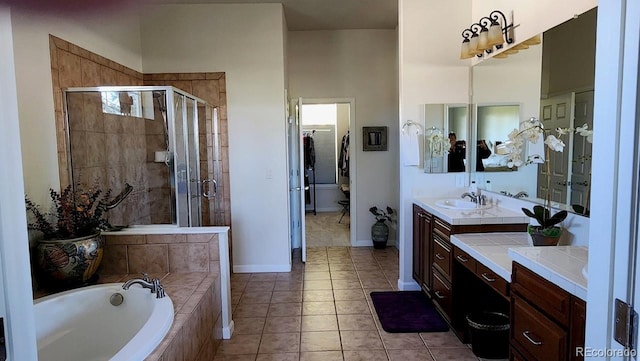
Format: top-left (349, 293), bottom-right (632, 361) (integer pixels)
top-left (110, 293), bottom-right (124, 306)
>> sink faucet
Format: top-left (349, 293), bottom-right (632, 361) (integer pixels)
top-left (122, 276), bottom-right (166, 298)
top-left (513, 191), bottom-right (529, 199)
top-left (461, 192), bottom-right (486, 205)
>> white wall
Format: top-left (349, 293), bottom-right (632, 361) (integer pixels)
top-left (398, 0), bottom-right (472, 289)
top-left (287, 29), bottom-right (399, 244)
top-left (11, 9), bottom-right (143, 212)
top-left (141, 4), bottom-right (290, 272)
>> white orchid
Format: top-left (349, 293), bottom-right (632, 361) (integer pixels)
top-left (544, 135), bottom-right (566, 152)
top-left (556, 127), bottom-right (571, 136)
top-left (575, 123), bottom-right (594, 143)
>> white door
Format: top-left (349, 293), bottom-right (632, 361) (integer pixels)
top-left (569, 91), bottom-right (593, 213)
top-left (538, 93), bottom-right (575, 204)
top-left (287, 98), bottom-right (306, 262)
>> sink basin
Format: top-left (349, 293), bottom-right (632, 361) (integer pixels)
top-left (435, 199), bottom-right (488, 210)
top-left (582, 264), bottom-right (588, 280)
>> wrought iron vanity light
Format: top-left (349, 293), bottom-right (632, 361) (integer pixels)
top-left (460, 10), bottom-right (514, 59)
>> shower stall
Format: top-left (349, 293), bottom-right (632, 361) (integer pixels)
top-left (63, 86), bottom-right (223, 227)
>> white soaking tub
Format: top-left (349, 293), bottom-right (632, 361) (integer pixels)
top-left (34, 283), bottom-right (174, 361)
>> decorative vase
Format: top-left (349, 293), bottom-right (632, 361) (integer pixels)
top-left (36, 233), bottom-right (104, 287)
top-left (371, 220), bottom-right (389, 249)
top-left (529, 227), bottom-right (561, 246)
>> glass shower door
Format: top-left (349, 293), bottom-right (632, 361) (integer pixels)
top-left (186, 97), bottom-right (202, 226)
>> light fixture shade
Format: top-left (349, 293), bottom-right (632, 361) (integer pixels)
top-left (523, 34), bottom-right (541, 45)
top-left (460, 40), bottom-right (474, 59)
top-left (493, 53), bottom-right (509, 59)
top-left (487, 23), bottom-right (504, 47)
top-left (478, 29), bottom-right (489, 51)
top-left (513, 42), bottom-right (529, 50)
top-left (503, 48), bottom-right (519, 55)
top-left (469, 35), bottom-right (481, 56)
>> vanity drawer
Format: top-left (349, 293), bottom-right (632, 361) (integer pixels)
top-left (432, 236), bottom-right (451, 279)
top-left (511, 263), bottom-right (571, 327)
top-left (432, 269), bottom-right (452, 321)
top-left (433, 217), bottom-right (451, 238)
top-left (476, 262), bottom-right (508, 299)
top-left (511, 295), bottom-right (567, 361)
top-left (453, 247), bottom-right (476, 273)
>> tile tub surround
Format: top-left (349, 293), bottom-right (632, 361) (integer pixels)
top-left (451, 232), bottom-right (588, 300)
top-left (413, 197), bottom-right (529, 225)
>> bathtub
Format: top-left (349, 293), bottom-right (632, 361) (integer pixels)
top-left (34, 283), bottom-right (174, 361)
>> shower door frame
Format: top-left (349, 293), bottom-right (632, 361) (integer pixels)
top-left (62, 85), bottom-right (219, 227)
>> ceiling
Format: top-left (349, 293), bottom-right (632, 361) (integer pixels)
top-left (153, 0), bottom-right (398, 31)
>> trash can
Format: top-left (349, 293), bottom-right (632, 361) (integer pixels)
top-left (466, 311), bottom-right (510, 359)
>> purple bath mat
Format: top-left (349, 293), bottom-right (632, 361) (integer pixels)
top-left (370, 291), bottom-right (448, 333)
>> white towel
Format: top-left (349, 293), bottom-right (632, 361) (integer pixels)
top-left (401, 124), bottom-right (421, 166)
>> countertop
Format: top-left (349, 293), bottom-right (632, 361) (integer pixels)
top-left (414, 197), bottom-right (529, 225)
top-left (450, 232), bottom-right (588, 301)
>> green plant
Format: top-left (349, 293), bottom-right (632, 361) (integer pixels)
top-left (25, 180), bottom-right (112, 239)
top-left (369, 206), bottom-right (394, 223)
top-left (522, 205), bottom-right (567, 236)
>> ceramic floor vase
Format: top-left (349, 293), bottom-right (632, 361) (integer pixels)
top-left (36, 233), bottom-right (104, 286)
top-left (371, 221), bottom-right (389, 249)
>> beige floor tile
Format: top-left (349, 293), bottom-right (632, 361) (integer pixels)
top-left (239, 291), bottom-right (273, 304)
top-left (231, 273), bottom-right (252, 282)
top-left (337, 314), bottom-right (377, 331)
top-left (250, 273), bottom-right (279, 282)
top-left (429, 347), bottom-right (478, 360)
top-left (234, 303), bottom-right (270, 318)
top-left (387, 349), bottom-right (434, 361)
top-left (302, 314), bottom-right (339, 331)
top-left (303, 301), bottom-right (336, 315)
top-left (304, 279), bottom-right (333, 290)
top-left (217, 334), bottom-right (262, 355)
top-left (331, 279), bottom-right (362, 290)
top-left (304, 290), bottom-right (334, 301)
top-left (300, 350), bottom-right (344, 361)
top-left (380, 332), bottom-right (427, 350)
top-left (258, 332), bottom-right (301, 354)
top-left (343, 350), bottom-right (390, 361)
top-left (335, 300), bottom-right (371, 315)
top-left (419, 331), bottom-right (466, 348)
top-left (300, 331), bottom-right (342, 352)
top-left (268, 302), bottom-right (302, 317)
top-left (340, 330), bottom-right (384, 351)
top-left (330, 270), bottom-right (359, 280)
top-left (245, 281), bottom-right (276, 292)
top-left (233, 317), bottom-right (266, 335)
top-left (333, 289), bottom-right (365, 301)
top-left (360, 279), bottom-right (392, 289)
top-left (214, 354), bottom-right (258, 360)
top-left (274, 280), bottom-right (304, 291)
top-left (304, 263), bottom-right (330, 272)
top-left (271, 290), bottom-right (303, 303)
top-left (256, 353), bottom-right (299, 361)
top-left (329, 263), bottom-right (355, 271)
top-left (277, 273), bottom-right (305, 282)
top-left (263, 316), bottom-right (301, 333)
top-left (304, 271), bottom-right (331, 280)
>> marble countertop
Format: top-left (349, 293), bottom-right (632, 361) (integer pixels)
top-left (450, 232), bottom-right (588, 301)
top-left (414, 197), bottom-right (529, 225)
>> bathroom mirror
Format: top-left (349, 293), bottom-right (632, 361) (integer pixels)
top-left (423, 103), bottom-right (469, 173)
top-left (470, 6), bottom-right (596, 215)
top-left (474, 104), bottom-right (520, 172)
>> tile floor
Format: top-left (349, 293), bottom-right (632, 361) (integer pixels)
top-left (305, 212), bottom-right (350, 248)
top-left (214, 246), bottom-right (495, 361)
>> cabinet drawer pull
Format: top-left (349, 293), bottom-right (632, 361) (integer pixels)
top-left (522, 331), bottom-right (543, 346)
top-left (481, 273), bottom-right (496, 282)
top-left (434, 291), bottom-right (445, 299)
top-left (418, 213), bottom-right (426, 219)
top-left (456, 255), bottom-right (469, 263)
top-left (435, 253), bottom-right (445, 261)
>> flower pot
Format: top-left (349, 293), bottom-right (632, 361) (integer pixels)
top-left (36, 233), bottom-right (104, 287)
top-left (371, 221), bottom-right (389, 249)
top-left (528, 227), bottom-right (561, 246)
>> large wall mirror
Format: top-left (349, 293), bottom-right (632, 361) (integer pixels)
top-left (423, 103), bottom-right (469, 173)
top-left (471, 6), bottom-right (596, 216)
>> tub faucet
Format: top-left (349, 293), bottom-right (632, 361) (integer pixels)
top-left (122, 277), bottom-right (166, 299)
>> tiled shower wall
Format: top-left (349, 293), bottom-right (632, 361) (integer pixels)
top-left (50, 35), bottom-right (230, 228)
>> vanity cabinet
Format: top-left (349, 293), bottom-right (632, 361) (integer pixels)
top-left (412, 203), bottom-right (527, 323)
top-left (510, 262), bottom-right (586, 361)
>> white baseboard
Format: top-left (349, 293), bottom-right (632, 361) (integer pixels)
top-left (398, 279), bottom-right (421, 291)
top-left (233, 264), bottom-right (292, 273)
top-left (222, 320), bottom-right (235, 339)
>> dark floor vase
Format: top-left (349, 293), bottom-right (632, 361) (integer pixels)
top-left (371, 221), bottom-right (389, 249)
top-left (36, 233), bottom-right (104, 287)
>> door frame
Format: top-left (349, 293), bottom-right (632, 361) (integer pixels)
top-left (299, 97), bottom-right (357, 247)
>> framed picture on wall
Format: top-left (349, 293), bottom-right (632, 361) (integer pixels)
top-left (362, 126), bottom-right (388, 151)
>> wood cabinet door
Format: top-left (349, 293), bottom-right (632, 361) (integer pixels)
top-left (569, 297), bottom-right (586, 361)
top-left (511, 295), bottom-right (567, 361)
top-left (412, 205), bottom-right (423, 285)
top-left (420, 212), bottom-right (432, 291)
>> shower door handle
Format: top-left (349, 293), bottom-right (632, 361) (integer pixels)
top-left (202, 179), bottom-right (216, 199)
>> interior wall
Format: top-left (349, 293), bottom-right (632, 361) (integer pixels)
top-left (140, 4), bottom-right (289, 272)
top-left (11, 9), bottom-right (143, 220)
top-left (287, 29), bottom-right (399, 244)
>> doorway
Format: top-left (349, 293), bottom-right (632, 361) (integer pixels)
top-left (287, 98), bottom-right (356, 262)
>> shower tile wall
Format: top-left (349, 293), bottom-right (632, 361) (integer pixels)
top-left (50, 36), bottom-right (230, 229)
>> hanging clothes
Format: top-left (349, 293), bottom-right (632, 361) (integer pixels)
top-left (338, 131), bottom-right (350, 177)
top-left (303, 133), bottom-right (315, 170)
